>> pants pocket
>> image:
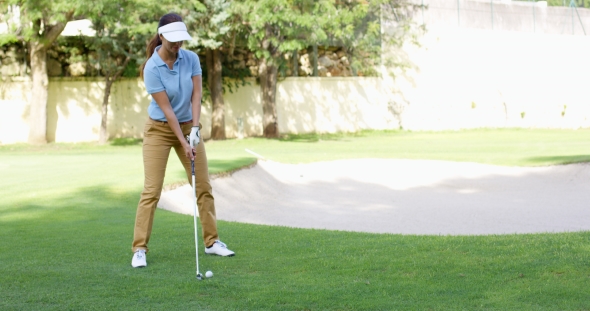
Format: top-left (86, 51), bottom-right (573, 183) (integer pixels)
top-left (143, 119), bottom-right (154, 136)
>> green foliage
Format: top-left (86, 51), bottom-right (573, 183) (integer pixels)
top-left (181, 0), bottom-right (233, 50)
top-left (0, 0), bottom-right (84, 45)
top-left (219, 63), bottom-right (251, 93)
top-left (177, 0), bottom-right (248, 101)
top-left (46, 36), bottom-right (102, 77)
top-left (231, 0), bottom-right (422, 77)
top-left (546, 0), bottom-right (590, 8)
top-left (321, 0), bottom-right (380, 75)
top-left (233, 0), bottom-right (325, 65)
top-left (122, 59), bottom-right (140, 78)
top-left (0, 34), bottom-right (18, 46)
top-left (85, 0), bottom-right (163, 80)
top-left (0, 5), bottom-right (20, 46)
top-left (193, 54), bottom-right (250, 102)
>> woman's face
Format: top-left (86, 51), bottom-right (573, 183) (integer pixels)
top-left (160, 34), bottom-right (183, 55)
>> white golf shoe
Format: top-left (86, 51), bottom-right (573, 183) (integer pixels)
top-left (131, 249), bottom-right (147, 268)
top-left (205, 240), bottom-right (235, 257)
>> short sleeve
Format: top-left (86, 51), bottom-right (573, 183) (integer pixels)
top-left (191, 52), bottom-right (202, 77)
top-left (144, 67), bottom-right (165, 94)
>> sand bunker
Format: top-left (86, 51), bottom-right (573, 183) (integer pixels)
top-left (158, 159), bottom-right (590, 235)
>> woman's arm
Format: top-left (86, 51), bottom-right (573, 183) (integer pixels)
top-left (151, 91), bottom-right (194, 160)
top-left (191, 75), bottom-right (203, 127)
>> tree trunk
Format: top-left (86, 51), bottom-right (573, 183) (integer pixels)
top-left (99, 77), bottom-right (113, 145)
top-left (259, 57), bottom-right (279, 138)
top-left (26, 12), bottom-right (73, 144)
top-left (28, 42), bottom-right (48, 144)
top-left (207, 48), bottom-right (226, 140)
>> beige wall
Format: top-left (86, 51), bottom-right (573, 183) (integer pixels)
top-left (0, 76), bottom-right (393, 144)
top-left (1, 78), bottom-right (153, 144)
top-left (2, 25), bottom-right (590, 144)
top-left (0, 77), bottom-right (30, 144)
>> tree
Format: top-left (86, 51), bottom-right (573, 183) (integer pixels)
top-left (85, 0), bottom-right (159, 144)
top-left (233, 0), bottom-right (326, 138)
top-left (233, 0), bottom-right (418, 137)
top-left (374, 0), bottom-right (424, 129)
top-left (317, 0), bottom-right (423, 78)
top-left (0, 0), bottom-right (84, 144)
top-left (182, 0), bottom-right (234, 140)
top-left (324, 1), bottom-right (378, 76)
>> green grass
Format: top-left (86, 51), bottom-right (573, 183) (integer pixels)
top-left (1, 128), bottom-right (590, 310)
top-left (205, 128), bottom-right (590, 167)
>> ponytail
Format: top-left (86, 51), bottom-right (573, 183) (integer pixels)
top-left (139, 34), bottom-right (162, 78)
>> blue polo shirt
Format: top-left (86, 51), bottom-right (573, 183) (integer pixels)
top-left (143, 46), bottom-right (202, 122)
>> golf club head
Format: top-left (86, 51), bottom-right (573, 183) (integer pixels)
top-left (196, 273), bottom-right (203, 280)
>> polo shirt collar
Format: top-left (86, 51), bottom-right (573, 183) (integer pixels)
top-left (152, 46), bottom-right (184, 67)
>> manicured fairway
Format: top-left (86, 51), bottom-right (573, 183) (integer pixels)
top-left (1, 129), bottom-right (589, 310)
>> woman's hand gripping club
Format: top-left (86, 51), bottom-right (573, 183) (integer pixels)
top-left (189, 126), bottom-right (200, 149)
top-left (185, 126), bottom-right (200, 160)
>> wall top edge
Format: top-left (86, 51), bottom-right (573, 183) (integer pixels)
top-left (460, 0), bottom-right (549, 7)
top-left (54, 76), bottom-right (383, 81)
top-left (47, 77), bottom-right (143, 82)
top-left (0, 76), bottom-right (30, 82)
top-left (0, 76), bottom-right (383, 83)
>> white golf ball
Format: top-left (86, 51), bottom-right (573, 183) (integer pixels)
top-left (205, 270), bottom-right (213, 278)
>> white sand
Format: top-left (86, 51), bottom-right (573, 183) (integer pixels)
top-left (157, 159), bottom-right (590, 235)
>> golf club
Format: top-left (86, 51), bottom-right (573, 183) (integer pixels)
top-left (188, 135), bottom-right (203, 281)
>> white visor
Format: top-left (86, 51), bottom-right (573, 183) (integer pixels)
top-left (158, 22), bottom-right (192, 42)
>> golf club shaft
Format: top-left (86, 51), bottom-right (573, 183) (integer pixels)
top-left (191, 159), bottom-right (200, 277)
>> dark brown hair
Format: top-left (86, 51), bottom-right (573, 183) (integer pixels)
top-left (139, 13), bottom-right (183, 77)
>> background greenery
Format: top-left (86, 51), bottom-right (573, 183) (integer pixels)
top-left (547, 0), bottom-right (590, 8)
top-left (1, 129), bottom-right (590, 310)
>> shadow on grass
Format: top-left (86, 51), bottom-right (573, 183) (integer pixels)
top-left (526, 155), bottom-right (590, 165)
top-left (0, 185), bottom-right (138, 224)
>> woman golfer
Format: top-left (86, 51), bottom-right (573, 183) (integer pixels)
top-left (131, 13), bottom-right (234, 268)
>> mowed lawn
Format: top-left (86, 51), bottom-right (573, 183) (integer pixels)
top-left (1, 129), bottom-right (589, 310)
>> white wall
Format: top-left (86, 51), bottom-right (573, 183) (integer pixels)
top-left (391, 26), bottom-right (590, 130)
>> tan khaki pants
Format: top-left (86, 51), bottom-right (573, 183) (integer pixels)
top-left (132, 118), bottom-right (218, 253)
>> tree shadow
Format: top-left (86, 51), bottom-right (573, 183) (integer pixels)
top-left (276, 78), bottom-right (390, 136)
top-left (109, 79), bottom-right (150, 140)
top-left (46, 78), bottom-right (149, 143)
top-left (0, 185), bottom-right (139, 232)
top-left (46, 78), bottom-right (100, 142)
